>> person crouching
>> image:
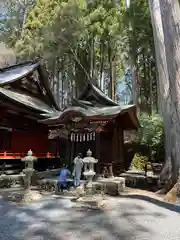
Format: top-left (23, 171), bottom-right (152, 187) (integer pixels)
top-left (57, 164), bottom-right (70, 193)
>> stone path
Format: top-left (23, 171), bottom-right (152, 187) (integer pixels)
top-left (0, 195), bottom-right (180, 240)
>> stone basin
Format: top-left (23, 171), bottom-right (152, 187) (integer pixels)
top-left (94, 177), bottom-right (126, 196)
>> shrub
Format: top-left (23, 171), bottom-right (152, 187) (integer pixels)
top-left (136, 114), bottom-right (164, 162)
top-left (131, 153), bottom-right (149, 171)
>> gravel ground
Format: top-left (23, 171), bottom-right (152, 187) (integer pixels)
top-left (0, 195), bottom-right (180, 240)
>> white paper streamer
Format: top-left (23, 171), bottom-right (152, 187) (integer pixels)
top-left (70, 133), bottom-right (73, 141)
top-left (93, 132), bottom-right (96, 140)
top-left (83, 134), bottom-right (86, 142)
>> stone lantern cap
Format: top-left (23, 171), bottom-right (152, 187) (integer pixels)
top-left (83, 149), bottom-right (98, 163)
top-left (87, 149), bottom-right (92, 156)
top-left (21, 149), bottom-right (37, 162)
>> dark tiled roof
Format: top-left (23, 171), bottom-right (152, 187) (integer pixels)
top-left (39, 104), bottom-right (138, 126)
top-left (0, 61), bottom-right (59, 111)
top-left (39, 80), bottom-right (140, 129)
top-left (0, 62), bottom-right (39, 85)
top-left (0, 87), bottom-right (56, 116)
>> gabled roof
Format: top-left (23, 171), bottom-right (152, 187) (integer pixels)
top-left (0, 61), bottom-right (59, 111)
top-left (39, 81), bottom-right (140, 130)
top-left (78, 82), bottom-right (117, 106)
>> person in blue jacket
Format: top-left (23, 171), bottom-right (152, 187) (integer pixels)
top-left (57, 164), bottom-right (70, 192)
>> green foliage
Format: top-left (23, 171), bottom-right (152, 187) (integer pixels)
top-left (11, 0), bottom-right (128, 95)
top-left (137, 114), bottom-right (164, 161)
top-left (0, 0), bottom-right (35, 46)
top-left (131, 153), bottom-right (149, 171)
top-left (121, 0), bottom-right (157, 112)
top-left (0, 42), bottom-right (16, 67)
top-left (16, 0), bottom-right (85, 58)
top-left (2, 0), bottom-right (159, 113)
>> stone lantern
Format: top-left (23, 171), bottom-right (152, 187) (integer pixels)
top-left (83, 149), bottom-right (98, 194)
top-left (5, 150), bottom-right (41, 204)
top-left (21, 149), bottom-right (37, 191)
top-left (75, 149), bottom-right (104, 209)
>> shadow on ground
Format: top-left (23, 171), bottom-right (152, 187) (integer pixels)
top-left (0, 192), bottom-right (153, 240)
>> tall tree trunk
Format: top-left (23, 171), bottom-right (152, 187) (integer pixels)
top-left (159, 0), bottom-right (180, 184)
top-left (52, 58), bottom-right (56, 94)
top-left (56, 58), bottom-right (60, 108)
top-left (20, 0), bottom-right (29, 37)
top-left (108, 41), bottom-right (113, 99)
top-left (90, 37), bottom-right (95, 79)
top-left (75, 47), bottom-right (89, 95)
top-left (148, 0), bottom-right (172, 189)
top-left (155, 65), bottom-right (161, 113)
top-left (132, 60), bottom-right (140, 113)
top-left (142, 53), bottom-right (149, 113)
top-left (100, 39), bottom-right (105, 90)
top-left (61, 59), bottom-right (64, 108)
top-left (148, 60), bottom-right (153, 115)
top-left (112, 59), bottom-right (116, 102)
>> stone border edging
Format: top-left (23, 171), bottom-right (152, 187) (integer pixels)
top-left (120, 193), bottom-right (180, 213)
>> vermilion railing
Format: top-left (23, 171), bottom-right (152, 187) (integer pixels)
top-left (0, 151), bottom-right (56, 159)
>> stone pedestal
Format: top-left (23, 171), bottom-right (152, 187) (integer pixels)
top-left (94, 177), bottom-right (126, 196)
top-left (75, 195), bottom-right (105, 209)
top-left (7, 190), bottom-right (42, 204)
top-left (21, 190), bottom-right (42, 204)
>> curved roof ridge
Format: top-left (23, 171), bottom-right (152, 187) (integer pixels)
top-left (91, 84), bottom-right (118, 106)
top-left (0, 62), bottom-right (39, 85)
top-left (78, 79), bottom-right (118, 106)
top-left (0, 60), bottom-right (38, 72)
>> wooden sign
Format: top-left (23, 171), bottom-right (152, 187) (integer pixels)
top-left (49, 129), bottom-right (69, 139)
top-left (89, 120), bottom-right (108, 124)
top-left (71, 116), bottom-right (83, 122)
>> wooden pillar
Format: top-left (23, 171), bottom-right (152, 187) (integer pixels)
top-left (112, 125), bottom-right (125, 175)
top-left (96, 132), bottom-right (101, 175)
top-left (118, 127), bottom-right (124, 170)
top-left (112, 125), bottom-right (117, 163)
top-left (112, 123), bottom-right (119, 176)
top-left (112, 123), bottom-right (119, 162)
top-left (70, 132), bottom-right (74, 164)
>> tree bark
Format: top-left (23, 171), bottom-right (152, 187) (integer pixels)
top-left (56, 58), bottom-right (60, 108)
top-left (148, 0), bottom-right (172, 186)
top-left (112, 59), bottom-right (116, 102)
top-left (149, 60), bottom-right (153, 114)
top-left (100, 39), bottom-right (105, 90)
top-left (90, 37), bottom-right (95, 79)
top-left (159, 0), bottom-right (180, 184)
top-left (108, 40), bottom-right (113, 99)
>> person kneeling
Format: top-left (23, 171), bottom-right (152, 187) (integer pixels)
top-left (57, 165), bottom-right (70, 193)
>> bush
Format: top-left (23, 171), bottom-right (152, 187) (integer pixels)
top-left (131, 153), bottom-right (149, 171)
top-left (136, 114), bottom-right (164, 162)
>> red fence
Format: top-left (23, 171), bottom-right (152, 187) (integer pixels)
top-left (0, 151), bottom-right (55, 159)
